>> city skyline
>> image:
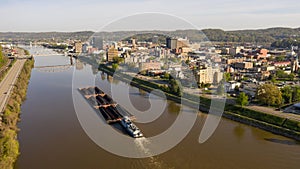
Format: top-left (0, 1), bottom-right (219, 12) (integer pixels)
top-left (0, 0), bottom-right (299, 32)
top-left (1, 1), bottom-right (300, 167)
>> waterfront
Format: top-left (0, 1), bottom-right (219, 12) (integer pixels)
top-left (15, 51), bottom-right (300, 169)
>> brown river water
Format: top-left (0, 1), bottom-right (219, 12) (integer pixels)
top-left (15, 53), bottom-right (300, 169)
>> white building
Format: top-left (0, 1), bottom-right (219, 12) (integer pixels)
top-left (225, 81), bottom-right (241, 92)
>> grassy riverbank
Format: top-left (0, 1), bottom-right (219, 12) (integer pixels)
top-left (0, 46), bottom-right (7, 68)
top-left (0, 46), bottom-right (13, 83)
top-left (99, 64), bottom-right (300, 140)
top-left (0, 58), bottom-right (34, 169)
top-left (0, 60), bottom-right (16, 83)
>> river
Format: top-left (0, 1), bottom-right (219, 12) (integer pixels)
top-left (15, 49), bottom-right (300, 169)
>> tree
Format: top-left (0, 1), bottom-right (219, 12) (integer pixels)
top-left (203, 83), bottom-right (211, 88)
top-left (292, 86), bottom-right (300, 102)
top-left (0, 46), bottom-right (8, 68)
top-left (270, 75), bottom-right (277, 84)
top-left (199, 82), bottom-right (205, 88)
top-left (256, 84), bottom-right (282, 107)
top-left (112, 56), bottom-right (124, 64)
top-left (281, 86), bottom-right (293, 104)
top-left (217, 84), bottom-right (225, 96)
top-left (276, 69), bottom-right (288, 78)
top-left (24, 50), bottom-right (30, 56)
top-left (275, 55), bottom-right (285, 61)
top-left (200, 83), bottom-right (211, 89)
top-left (224, 72), bottom-right (231, 82)
top-left (140, 70), bottom-right (147, 76)
top-left (271, 38), bottom-right (300, 48)
top-left (169, 79), bottom-right (182, 96)
top-left (234, 85), bottom-right (240, 92)
top-left (236, 92), bottom-right (248, 107)
top-left (163, 72), bottom-right (170, 79)
top-left (288, 73), bottom-right (295, 81)
top-left (112, 63), bottom-right (119, 70)
top-left (242, 77), bottom-right (249, 81)
top-left (0, 46), bottom-right (3, 61)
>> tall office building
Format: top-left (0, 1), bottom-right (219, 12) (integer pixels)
top-left (92, 36), bottom-right (104, 50)
top-left (166, 37), bottom-right (190, 54)
top-left (74, 42), bottom-right (83, 53)
top-left (166, 37), bottom-right (177, 50)
top-left (106, 46), bottom-right (119, 62)
top-left (128, 38), bottom-right (136, 49)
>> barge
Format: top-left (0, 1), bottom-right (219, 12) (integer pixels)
top-left (79, 87), bottom-right (143, 138)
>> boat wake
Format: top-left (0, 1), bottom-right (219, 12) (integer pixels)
top-left (133, 138), bottom-right (174, 169)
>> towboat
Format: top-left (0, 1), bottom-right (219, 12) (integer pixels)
top-left (120, 116), bottom-right (143, 138)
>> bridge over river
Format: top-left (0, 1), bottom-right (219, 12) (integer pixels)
top-left (18, 45), bottom-right (76, 73)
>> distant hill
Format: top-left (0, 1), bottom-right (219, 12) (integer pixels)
top-left (203, 27), bottom-right (300, 43)
top-left (0, 31), bottom-right (94, 42)
top-left (0, 27), bottom-right (299, 45)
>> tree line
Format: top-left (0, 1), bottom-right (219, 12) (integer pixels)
top-left (0, 58), bottom-right (34, 169)
top-left (1, 27), bottom-right (300, 44)
top-left (0, 46), bottom-right (8, 69)
top-left (235, 83), bottom-right (300, 108)
top-left (271, 38), bottom-right (300, 48)
top-left (256, 84), bottom-right (300, 107)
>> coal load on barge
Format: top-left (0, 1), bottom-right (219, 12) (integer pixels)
top-left (79, 87), bottom-right (143, 138)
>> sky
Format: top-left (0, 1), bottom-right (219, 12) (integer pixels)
top-left (0, 0), bottom-right (299, 32)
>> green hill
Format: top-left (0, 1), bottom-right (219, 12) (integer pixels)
top-left (0, 27), bottom-right (299, 45)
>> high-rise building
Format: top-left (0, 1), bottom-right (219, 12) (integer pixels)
top-left (92, 36), bottom-right (104, 50)
top-left (128, 38), bottom-right (136, 49)
top-left (166, 37), bottom-right (177, 50)
top-left (106, 46), bottom-right (118, 62)
top-left (74, 42), bottom-right (83, 53)
top-left (166, 37), bottom-right (189, 53)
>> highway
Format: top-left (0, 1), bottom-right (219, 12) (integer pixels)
top-left (0, 59), bottom-right (26, 113)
